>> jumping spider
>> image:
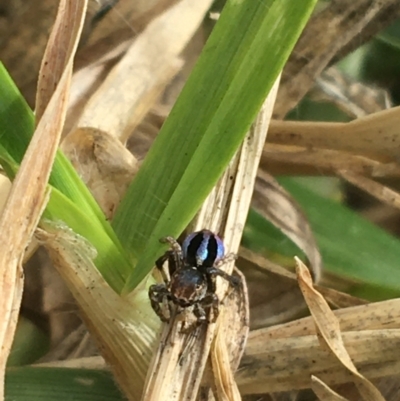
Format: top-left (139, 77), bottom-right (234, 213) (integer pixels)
top-left (149, 230), bottom-right (240, 329)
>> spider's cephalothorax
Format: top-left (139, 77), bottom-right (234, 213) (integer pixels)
top-left (148, 229), bottom-right (239, 328)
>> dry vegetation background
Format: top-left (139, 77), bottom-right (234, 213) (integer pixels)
top-left (1, 0), bottom-right (400, 400)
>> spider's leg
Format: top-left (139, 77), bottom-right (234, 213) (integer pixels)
top-left (148, 284), bottom-right (171, 323)
top-left (180, 303), bottom-right (207, 334)
top-left (214, 252), bottom-right (237, 268)
top-left (155, 250), bottom-right (173, 283)
top-left (205, 266), bottom-right (241, 287)
top-left (160, 236), bottom-right (184, 271)
top-left (201, 292), bottom-right (220, 322)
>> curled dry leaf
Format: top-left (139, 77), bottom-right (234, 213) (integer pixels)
top-left (275, 0), bottom-right (400, 117)
top-left (61, 127), bottom-right (139, 218)
top-left (253, 170), bottom-right (322, 283)
top-left (311, 376), bottom-right (350, 401)
top-left (208, 268), bottom-right (249, 401)
top-left (295, 258), bottom-right (385, 401)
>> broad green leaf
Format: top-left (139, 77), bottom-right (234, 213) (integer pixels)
top-left (245, 177), bottom-right (400, 299)
top-left (113, 0), bottom-right (318, 293)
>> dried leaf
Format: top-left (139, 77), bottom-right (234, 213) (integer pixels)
top-left (36, 220), bottom-right (158, 400)
top-left (61, 127), bottom-right (139, 218)
top-left (142, 74), bottom-right (280, 401)
top-left (339, 170), bottom-right (400, 212)
top-left (237, 329), bottom-right (400, 394)
top-left (261, 144), bottom-right (400, 178)
top-left (275, 0), bottom-right (400, 117)
top-left (36, 0), bottom-right (88, 120)
top-left (311, 376), bottom-right (350, 401)
top-left (253, 171), bottom-right (322, 282)
top-left (76, 0), bottom-right (210, 141)
top-left (268, 107), bottom-right (400, 162)
top-left (248, 296), bottom-right (400, 344)
top-left (296, 258), bottom-right (385, 401)
top-left (209, 268), bottom-right (249, 401)
top-left (0, 0), bottom-right (88, 397)
top-left (238, 290), bottom-right (400, 394)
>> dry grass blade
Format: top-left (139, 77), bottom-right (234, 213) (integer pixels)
top-left (142, 76), bottom-right (281, 401)
top-left (253, 171), bottom-right (322, 282)
top-left (296, 258), bottom-right (385, 401)
top-left (211, 320), bottom-right (243, 401)
top-left (35, 0), bottom-right (88, 120)
top-left (237, 329), bottom-right (400, 394)
top-left (75, 0), bottom-right (213, 141)
top-left (0, 0), bottom-right (87, 398)
top-left (339, 170), bottom-right (400, 211)
top-left (208, 268), bottom-right (249, 401)
top-left (268, 107), bottom-right (400, 162)
top-left (248, 295), bottom-right (400, 343)
top-left (274, 0), bottom-right (400, 117)
top-left (237, 267), bottom-right (400, 394)
top-left (261, 144), bottom-right (400, 178)
top-left (192, 78), bottom-right (281, 401)
top-left (311, 376), bottom-right (350, 401)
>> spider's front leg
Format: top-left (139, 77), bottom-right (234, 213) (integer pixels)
top-left (149, 284), bottom-right (171, 323)
top-left (159, 236), bottom-right (184, 273)
top-left (155, 250), bottom-right (174, 283)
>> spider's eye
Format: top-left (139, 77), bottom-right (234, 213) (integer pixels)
top-left (182, 230), bottom-right (225, 268)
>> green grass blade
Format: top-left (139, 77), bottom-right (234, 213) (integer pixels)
top-left (6, 367), bottom-right (124, 401)
top-left (113, 0), bottom-right (318, 292)
top-left (0, 63), bottom-right (131, 291)
top-left (0, 64), bottom-right (107, 229)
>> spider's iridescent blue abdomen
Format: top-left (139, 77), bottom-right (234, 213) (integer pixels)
top-left (182, 230), bottom-right (225, 268)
